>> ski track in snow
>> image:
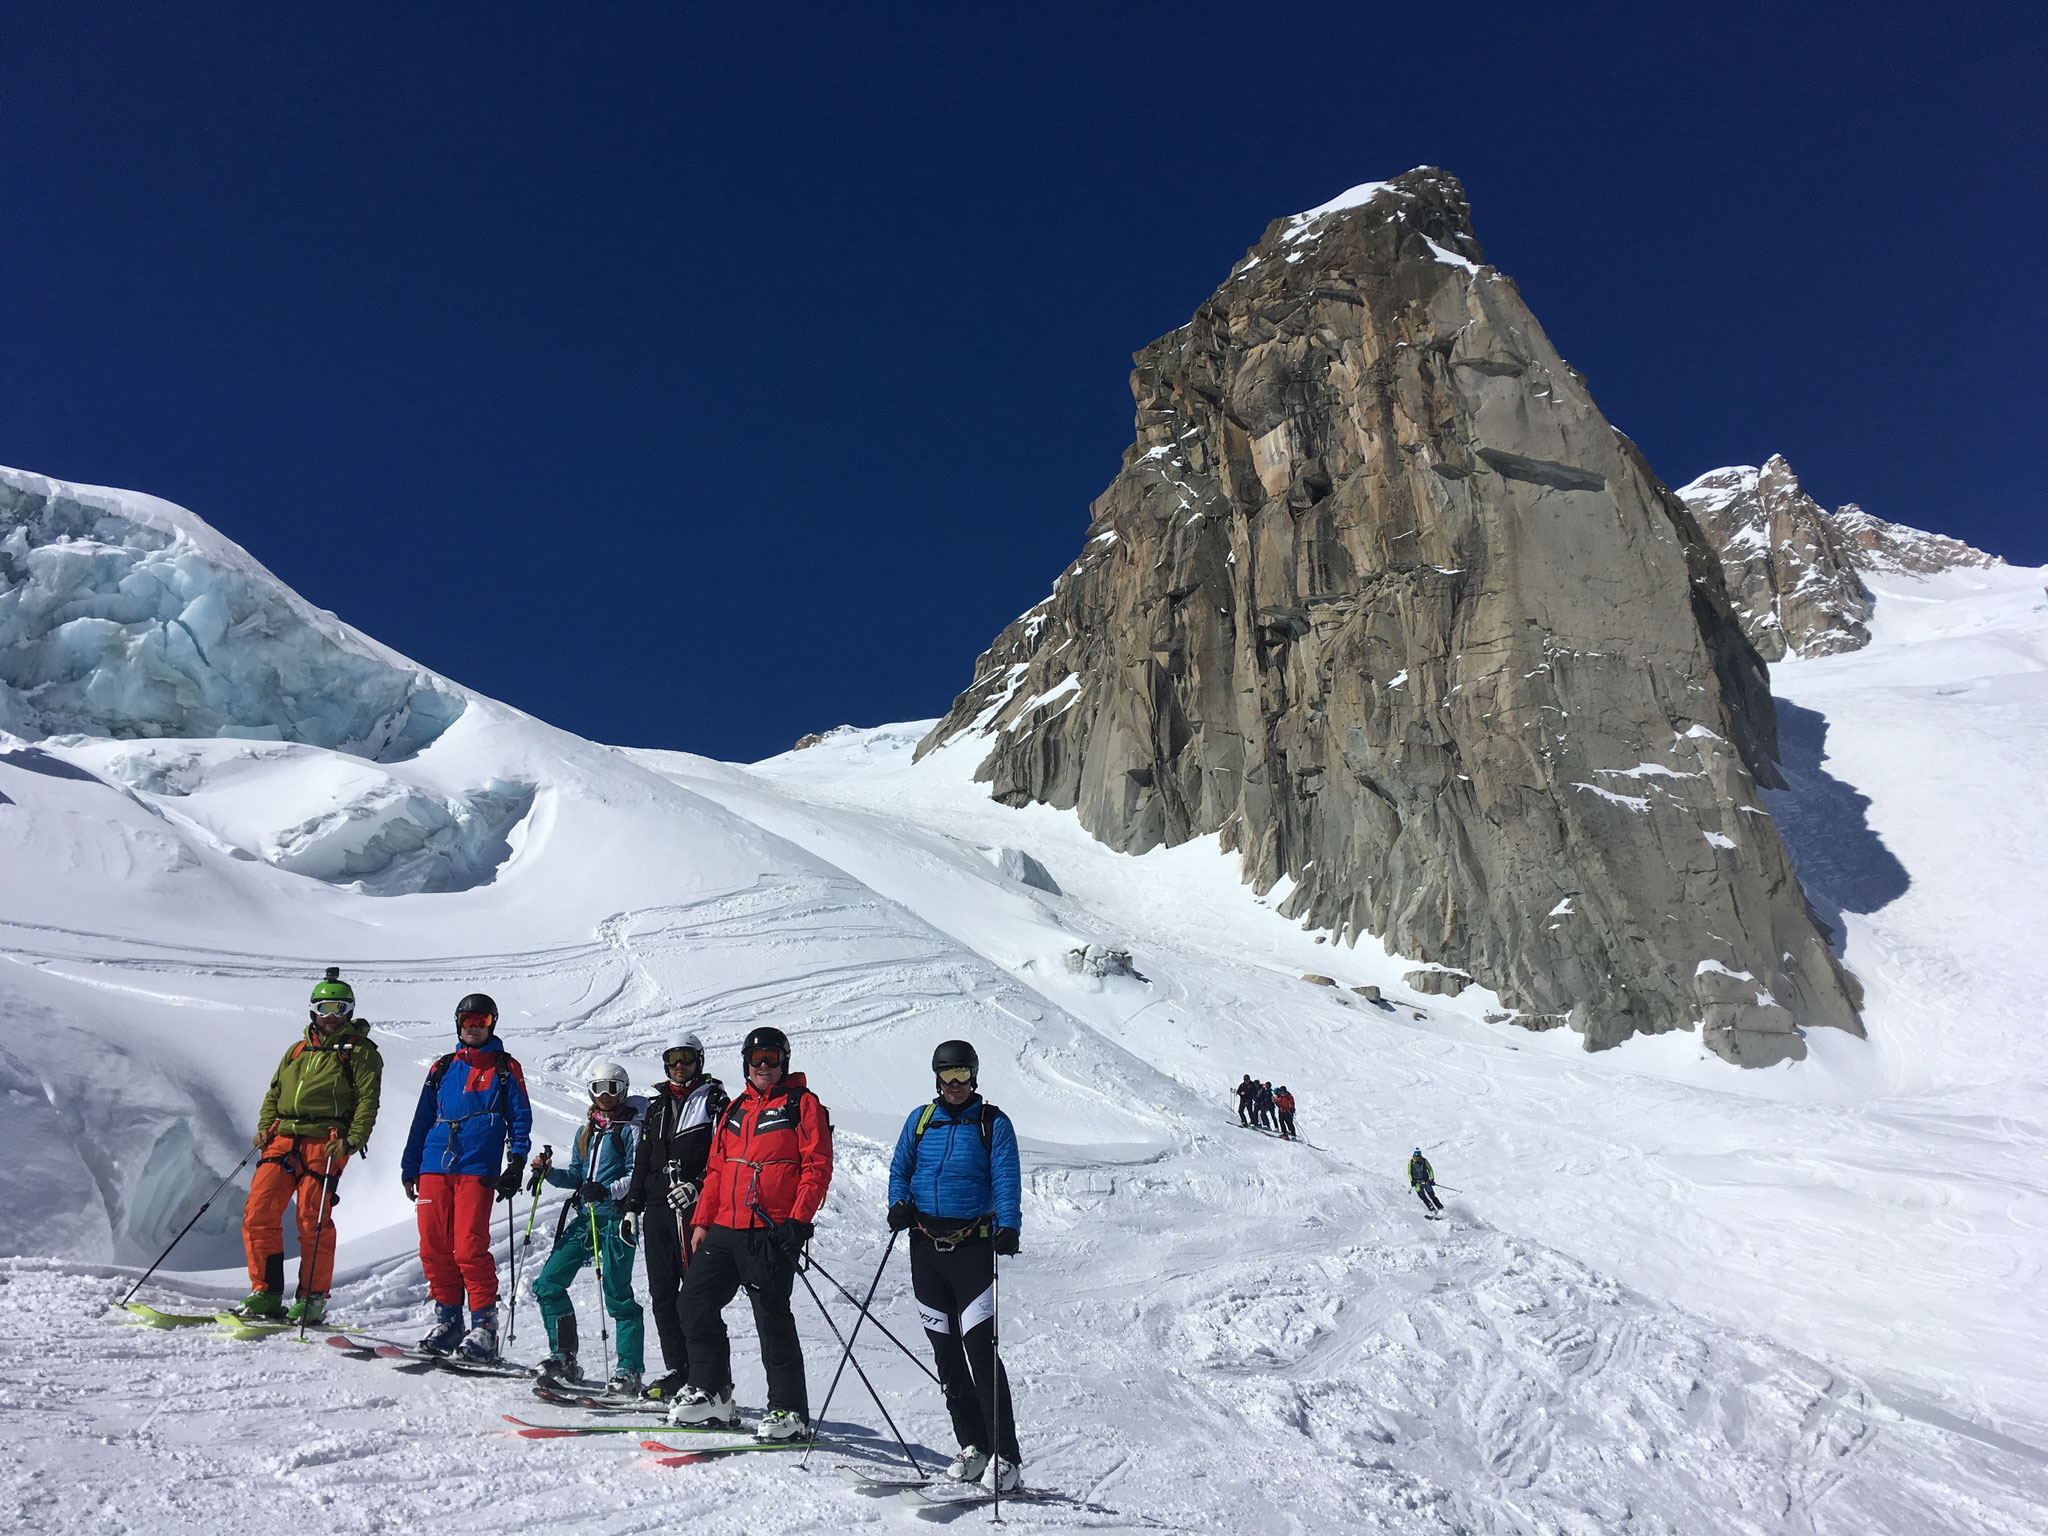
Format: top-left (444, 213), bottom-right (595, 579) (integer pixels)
top-left (4, 570), bottom-right (2048, 1531)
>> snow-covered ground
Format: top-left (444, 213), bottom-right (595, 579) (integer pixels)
top-left (3, 471), bottom-right (2046, 1533)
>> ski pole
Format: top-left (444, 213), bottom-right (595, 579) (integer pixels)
top-left (791, 1250), bottom-right (925, 1477)
top-left (804, 1252), bottom-right (940, 1386)
top-left (992, 1249), bottom-right (1004, 1525)
top-left (505, 1187), bottom-right (518, 1345)
top-left (297, 1135), bottom-right (341, 1342)
top-left (587, 1199), bottom-right (611, 1381)
top-left (118, 1143), bottom-right (258, 1309)
top-left (799, 1229), bottom-right (898, 1471)
top-left (523, 1144), bottom-right (552, 1249)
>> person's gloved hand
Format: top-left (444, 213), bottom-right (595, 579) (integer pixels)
top-left (775, 1219), bottom-right (814, 1256)
top-left (887, 1200), bottom-right (917, 1232)
top-left (992, 1227), bottom-right (1020, 1257)
top-left (620, 1210), bottom-right (639, 1244)
top-left (403, 1179), bottom-right (419, 1203)
top-left (665, 1180), bottom-right (697, 1213)
top-left (252, 1122), bottom-right (276, 1150)
top-left (526, 1153), bottom-right (552, 1197)
top-left (494, 1155), bottom-right (525, 1202)
top-left (576, 1180), bottom-right (609, 1204)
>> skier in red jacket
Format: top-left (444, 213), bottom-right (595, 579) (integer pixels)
top-left (666, 1025), bottom-right (833, 1440)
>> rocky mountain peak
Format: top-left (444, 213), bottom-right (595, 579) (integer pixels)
top-left (920, 170), bottom-right (1862, 1066)
top-left (1680, 456), bottom-right (2006, 657)
top-left (1676, 455), bottom-right (1872, 660)
top-left (1830, 505), bottom-right (2002, 576)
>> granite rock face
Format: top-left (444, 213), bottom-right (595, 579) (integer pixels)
top-left (1830, 505), bottom-right (2002, 576)
top-left (919, 169), bottom-right (1863, 1065)
top-left (1676, 457), bottom-right (1872, 660)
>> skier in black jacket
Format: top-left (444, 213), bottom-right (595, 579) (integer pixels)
top-left (621, 1032), bottom-right (728, 1399)
top-left (1235, 1075), bottom-right (1258, 1127)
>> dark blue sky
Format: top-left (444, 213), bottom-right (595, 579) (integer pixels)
top-left (3, 5), bottom-right (2042, 761)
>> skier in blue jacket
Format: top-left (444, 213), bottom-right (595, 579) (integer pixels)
top-left (399, 993), bottom-right (533, 1361)
top-left (887, 1039), bottom-right (1024, 1492)
top-left (528, 1059), bottom-right (648, 1397)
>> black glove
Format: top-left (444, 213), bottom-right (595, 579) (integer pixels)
top-left (576, 1180), bottom-right (609, 1204)
top-left (887, 1200), bottom-right (918, 1232)
top-left (992, 1227), bottom-right (1019, 1256)
top-left (494, 1155), bottom-right (525, 1202)
top-left (774, 1218), bottom-right (814, 1255)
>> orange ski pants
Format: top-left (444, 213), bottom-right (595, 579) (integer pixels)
top-left (242, 1133), bottom-right (348, 1297)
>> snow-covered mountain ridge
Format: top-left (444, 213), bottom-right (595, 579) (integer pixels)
top-left (3, 461), bottom-right (2047, 1532)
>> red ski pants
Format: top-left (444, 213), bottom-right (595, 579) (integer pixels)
top-left (416, 1172), bottom-right (499, 1309)
top-left (243, 1133), bottom-right (348, 1297)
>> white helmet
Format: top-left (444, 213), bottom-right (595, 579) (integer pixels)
top-left (586, 1058), bottom-right (630, 1098)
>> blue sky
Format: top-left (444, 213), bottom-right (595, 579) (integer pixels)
top-left (2, 4), bottom-right (2041, 761)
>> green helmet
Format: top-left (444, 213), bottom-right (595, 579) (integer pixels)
top-left (310, 967), bottom-right (355, 1017)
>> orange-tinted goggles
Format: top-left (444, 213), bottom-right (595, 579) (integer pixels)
top-left (746, 1049), bottom-right (785, 1071)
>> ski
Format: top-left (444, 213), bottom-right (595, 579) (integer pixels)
top-left (212, 1310), bottom-right (368, 1340)
top-left (641, 1437), bottom-right (846, 1464)
top-left (903, 1485), bottom-right (1060, 1520)
top-left (501, 1415), bottom-right (744, 1438)
top-left (838, 1466), bottom-right (932, 1493)
top-left (375, 1345), bottom-right (535, 1379)
top-left (121, 1304), bottom-right (219, 1328)
top-left (530, 1383), bottom-right (648, 1413)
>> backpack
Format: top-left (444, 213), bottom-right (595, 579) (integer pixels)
top-left (912, 1099), bottom-right (1000, 1153)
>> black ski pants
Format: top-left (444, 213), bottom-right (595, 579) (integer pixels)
top-left (1278, 1110), bottom-right (1296, 1139)
top-left (912, 1233), bottom-right (1021, 1464)
top-left (642, 1204), bottom-right (690, 1375)
top-left (680, 1226), bottom-right (807, 1415)
top-left (1414, 1184), bottom-right (1443, 1214)
top-left (1237, 1095), bottom-right (1254, 1126)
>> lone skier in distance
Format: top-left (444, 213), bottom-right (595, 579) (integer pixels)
top-left (667, 1025), bottom-right (833, 1441)
top-left (239, 968), bottom-right (383, 1323)
top-left (622, 1032), bottom-right (728, 1400)
top-left (888, 1039), bottom-right (1024, 1493)
top-left (531, 1059), bottom-right (647, 1397)
top-left (1409, 1148), bottom-right (1443, 1217)
top-left (399, 994), bottom-right (532, 1361)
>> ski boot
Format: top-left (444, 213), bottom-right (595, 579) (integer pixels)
top-left (235, 1289), bottom-right (285, 1320)
top-left (537, 1352), bottom-right (581, 1387)
top-left (455, 1304), bottom-right (500, 1363)
top-left (642, 1368), bottom-right (689, 1401)
top-left (990, 1457), bottom-right (1023, 1493)
top-left (418, 1300), bottom-right (464, 1355)
top-left (602, 1369), bottom-right (643, 1400)
top-left (754, 1408), bottom-right (808, 1442)
top-left (285, 1294), bottom-right (327, 1326)
top-left (666, 1385), bottom-right (738, 1428)
top-left (945, 1446), bottom-right (989, 1483)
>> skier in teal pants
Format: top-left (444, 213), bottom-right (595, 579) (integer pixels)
top-left (530, 1060), bottom-right (647, 1395)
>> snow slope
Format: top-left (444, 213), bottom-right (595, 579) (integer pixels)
top-left (2, 471), bottom-right (2046, 1533)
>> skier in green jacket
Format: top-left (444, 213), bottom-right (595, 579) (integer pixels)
top-left (1408, 1149), bottom-right (1443, 1217)
top-left (240, 968), bottom-right (384, 1321)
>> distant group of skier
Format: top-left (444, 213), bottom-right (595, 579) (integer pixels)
top-left (231, 970), bottom-right (1026, 1492)
top-left (1234, 1074), bottom-right (1298, 1139)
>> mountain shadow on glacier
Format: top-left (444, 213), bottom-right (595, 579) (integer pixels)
top-left (1761, 699), bottom-right (1910, 949)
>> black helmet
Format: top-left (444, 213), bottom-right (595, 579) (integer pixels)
top-left (932, 1039), bottom-right (978, 1085)
top-left (454, 993), bottom-right (499, 1032)
top-left (743, 1025), bottom-right (790, 1067)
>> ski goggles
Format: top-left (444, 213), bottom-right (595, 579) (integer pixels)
top-left (745, 1049), bottom-right (785, 1072)
top-left (456, 1010), bottom-right (494, 1029)
top-left (935, 1066), bottom-right (975, 1086)
top-left (590, 1076), bottom-right (628, 1098)
top-left (311, 998), bottom-right (353, 1018)
top-left (662, 1047), bottom-right (701, 1072)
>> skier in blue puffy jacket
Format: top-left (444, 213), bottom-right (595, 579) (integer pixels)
top-left (887, 1039), bottom-right (1024, 1493)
